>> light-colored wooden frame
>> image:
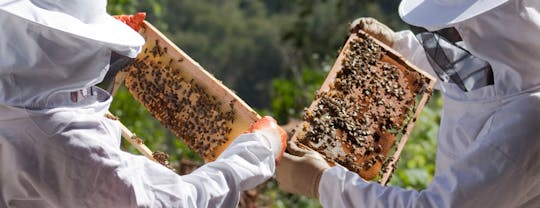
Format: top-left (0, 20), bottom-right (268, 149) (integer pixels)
top-left (124, 21), bottom-right (261, 162)
top-left (292, 31), bottom-right (436, 185)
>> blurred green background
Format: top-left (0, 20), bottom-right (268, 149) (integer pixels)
top-left (107, 0), bottom-right (441, 207)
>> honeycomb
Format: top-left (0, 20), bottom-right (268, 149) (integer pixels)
top-left (125, 22), bottom-right (259, 162)
top-left (294, 31), bottom-right (435, 182)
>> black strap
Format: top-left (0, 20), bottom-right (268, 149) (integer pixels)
top-left (416, 31), bottom-right (494, 92)
top-left (99, 51), bottom-right (135, 93)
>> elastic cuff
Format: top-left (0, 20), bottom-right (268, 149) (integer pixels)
top-left (312, 168), bottom-right (327, 199)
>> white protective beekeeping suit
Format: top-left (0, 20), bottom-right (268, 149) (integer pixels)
top-left (0, 0), bottom-right (283, 207)
top-left (319, 0), bottom-right (540, 207)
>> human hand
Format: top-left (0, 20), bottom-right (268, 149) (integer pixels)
top-left (350, 17), bottom-right (396, 47)
top-left (276, 142), bottom-right (330, 198)
top-left (248, 116), bottom-right (287, 163)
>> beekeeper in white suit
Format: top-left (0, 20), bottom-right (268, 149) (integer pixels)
top-left (0, 0), bottom-right (286, 207)
top-left (276, 0), bottom-right (540, 207)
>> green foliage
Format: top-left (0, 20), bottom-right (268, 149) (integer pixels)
top-left (157, 0), bottom-right (290, 108)
top-left (389, 93), bottom-right (441, 189)
top-left (270, 66), bottom-right (327, 123)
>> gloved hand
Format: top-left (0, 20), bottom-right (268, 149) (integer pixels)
top-left (276, 142), bottom-right (330, 198)
top-left (350, 17), bottom-right (396, 47)
top-left (248, 116), bottom-right (287, 163)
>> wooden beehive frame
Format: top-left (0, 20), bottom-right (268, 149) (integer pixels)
top-left (292, 30), bottom-right (436, 185)
top-left (122, 21), bottom-right (261, 162)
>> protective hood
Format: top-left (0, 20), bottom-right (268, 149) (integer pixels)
top-left (399, 0), bottom-right (510, 30)
top-left (0, 9), bottom-right (111, 108)
top-left (0, 0), bottom-right (144, 57)
top-left (452, 0), bottom-right (540, 98)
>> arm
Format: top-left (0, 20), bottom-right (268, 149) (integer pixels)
top-left (158, 134), bottom-right (277, 207)
top-left (58, 132), bottom-right (278, 208)
top-left (40, 116), bottom-right (284, 208)
top-left (319, 142), bottom-right (519, 208)
top-left (319, 95), bottom-right (540, 207)
top-left (124, 117), bottom-right (286, 207)
top-left (98, 132), bottom-right (278, 208)
top-left (5, 114), bottom-right (284, 208)
top-left (319, 141), bottom-right (519, 208)
top-left (277, 95), bottom-right (540, 207)
top-left (278, 133), bottom-right (526, 208)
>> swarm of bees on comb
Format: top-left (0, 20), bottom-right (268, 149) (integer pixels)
top-left (125, 37), bottom-right (237, 161)
top-left (294, 31), bottom-right (435, 183)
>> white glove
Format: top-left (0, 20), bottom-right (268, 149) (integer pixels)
top-left (350, 17), bottom-right (396, 47)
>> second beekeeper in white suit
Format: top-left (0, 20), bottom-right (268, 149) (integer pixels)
top-left (0, 0), bottom-right (286, 207)
top-left (276, 0), bottom-right (540, 207)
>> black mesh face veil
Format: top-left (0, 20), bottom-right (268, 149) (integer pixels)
top-left (413, 27), bottom-right (494, 92)
top-left (98, 51), bottom-right (135, 93)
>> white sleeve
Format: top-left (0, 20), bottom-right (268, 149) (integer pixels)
top-left (0, 106), bottom-right (276, 208)
top-left (121, 133), bottom-right (275, 208)
top-left (318, 112), bottom-right (539, 208)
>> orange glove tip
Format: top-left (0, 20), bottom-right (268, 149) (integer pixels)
top-left (114, 12), bottom-right (147, 32)
top-left (248, 116), bottom-right (277, 132)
